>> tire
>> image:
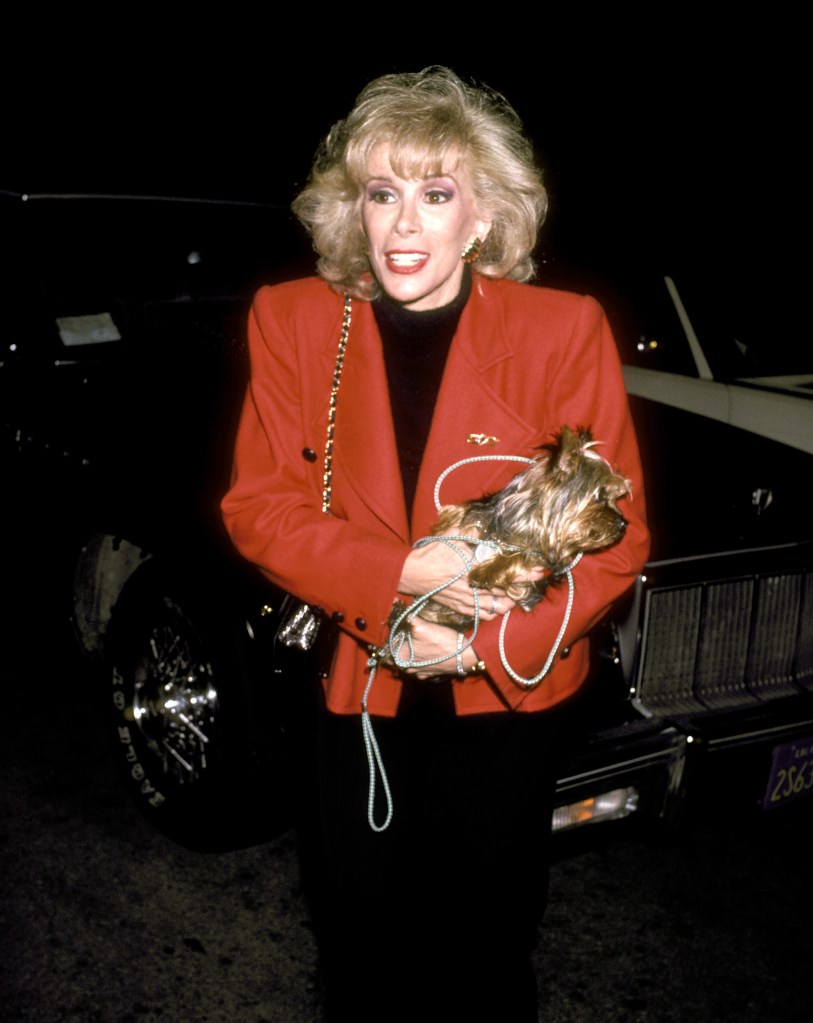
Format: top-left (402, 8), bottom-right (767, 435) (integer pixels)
top-left (106, 559), bottom-right (294, 850)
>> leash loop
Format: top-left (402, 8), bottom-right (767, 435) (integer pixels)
top-left (363, 456), bottom-right (583, 832)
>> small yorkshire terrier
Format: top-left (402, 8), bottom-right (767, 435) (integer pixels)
top-left (393, 426), bottom-right (632, 632)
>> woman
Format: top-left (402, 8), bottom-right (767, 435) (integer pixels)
top-left (222, 68), bottom-right (648, 1022)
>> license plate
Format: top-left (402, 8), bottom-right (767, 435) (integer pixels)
top-left (762, 735), bottom-right (813, 810)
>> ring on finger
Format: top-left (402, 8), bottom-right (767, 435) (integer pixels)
top-left (490, 595), bottom-right (499, 615)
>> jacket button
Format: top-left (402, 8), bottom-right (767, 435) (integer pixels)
top-left (332, 611), bottom-right (345, 623)
top-left (302, 447), bottom-right (318, 462)
top-left (355, 617), bottom-right (367, 631)
top-left (560, 646), bottom-right (571, 659)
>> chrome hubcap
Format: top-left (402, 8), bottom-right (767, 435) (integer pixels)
top-left (131, 615), bottom-right (217, 784)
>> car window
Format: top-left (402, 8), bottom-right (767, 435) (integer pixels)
top-left (3, 194), bottom-right (311, 361)
top-left (539, 260), bottom-right (699, 377)
top-left (671, 271), bottom-right (808, 382)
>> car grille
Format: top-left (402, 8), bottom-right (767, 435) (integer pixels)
top-left (632, 561), bottom-right (813, 717)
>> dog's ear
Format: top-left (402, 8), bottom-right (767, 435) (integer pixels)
top-left (550, 425), bottom-right (594, 479)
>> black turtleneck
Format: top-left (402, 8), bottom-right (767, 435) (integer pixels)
top-left (373, 270), bottom-right (472, 518)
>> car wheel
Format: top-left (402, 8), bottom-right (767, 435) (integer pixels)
top-left (106, 560), bottom-right (294, 850)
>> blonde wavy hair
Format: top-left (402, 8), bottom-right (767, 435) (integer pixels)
top-left (292, 67), bottom-right (548, 299)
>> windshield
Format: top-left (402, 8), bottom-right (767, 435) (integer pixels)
top-left (539, 256), bottom-right (807, 387)
top-left (672, 271), bottom-right (808, 382)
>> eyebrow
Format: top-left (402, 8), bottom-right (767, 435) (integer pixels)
top-left (364, 172), bottom-right (460, 186)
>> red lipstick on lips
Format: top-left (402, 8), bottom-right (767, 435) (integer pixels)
top-left (384, 251), bottom-right (430, 274)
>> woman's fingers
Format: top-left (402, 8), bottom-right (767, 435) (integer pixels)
top-left (398, 535), bottom-right (522, 618)
top-left (399, 618), bottom-right (468, 677)
top-left (398, 537), bottom-right (474, 599)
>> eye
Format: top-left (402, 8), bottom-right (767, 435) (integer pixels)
top-left (368, 188), bottom-right (396, 204)
top-left (425, 189), bottom-right (453, 205)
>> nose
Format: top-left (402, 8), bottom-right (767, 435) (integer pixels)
top-left (395, 196), bottom-right (420, 237)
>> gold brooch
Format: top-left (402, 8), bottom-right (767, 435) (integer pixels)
top-left (466, 433), bottom-right (499, 446)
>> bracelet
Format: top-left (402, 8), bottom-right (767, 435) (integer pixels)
top-left (456, 633), bottom-right (486, 677)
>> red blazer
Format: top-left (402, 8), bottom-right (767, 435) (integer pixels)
top-left (222, 275), bottom-right (649, 716)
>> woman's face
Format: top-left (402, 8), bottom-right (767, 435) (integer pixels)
top-left (361, 145), bottom-right (491, 311)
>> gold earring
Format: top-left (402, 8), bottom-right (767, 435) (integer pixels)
top-left (461, 236), bottom-right (483, 264)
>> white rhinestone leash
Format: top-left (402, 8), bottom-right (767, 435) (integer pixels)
top-left (361, 455), bottom-right (582, 832)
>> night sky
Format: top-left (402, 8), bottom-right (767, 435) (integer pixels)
top-left (5, 27), bottom-right (802, 299)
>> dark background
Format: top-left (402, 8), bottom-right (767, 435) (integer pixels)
top-left (2, 580), bottom-right (811, 1022)
top-left (2, 25), bottom-right (810, 1023)
top-left (5, 24), bottom-right (803, 283)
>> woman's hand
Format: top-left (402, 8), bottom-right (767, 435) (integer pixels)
top-left (398, 535), bottom-right (511, 620)
top-left (398, 531), bottom-right (545, 620)
top-left (393, 616), bottom-right (480, 680)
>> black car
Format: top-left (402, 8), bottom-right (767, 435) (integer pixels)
top-left (544, 260), bottom-right (813, 833)
top-left (3, 190), bottom-right (811, 849)
top-left (2, 189), bottom-right (314, 847)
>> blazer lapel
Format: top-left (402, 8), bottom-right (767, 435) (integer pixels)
top-left (309, 281), bottom-right (543, 545)
top-left (318, 300), bottom-right (410, 542)
top-left (412, 281), bottom-right (542, 538)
